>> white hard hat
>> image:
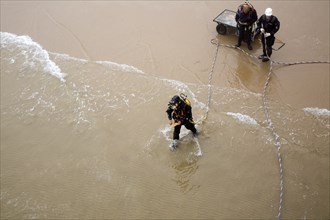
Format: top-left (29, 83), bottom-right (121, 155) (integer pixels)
top-left (265, 8), bottom-right (273, 16)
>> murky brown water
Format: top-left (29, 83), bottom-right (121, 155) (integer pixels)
top-left (1, 1), bottom-right (329, 219)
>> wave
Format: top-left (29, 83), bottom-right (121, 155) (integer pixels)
top-left (0, 32), bottom-right (145, 82)
top-left (0, 32), bottom-right (66, 82)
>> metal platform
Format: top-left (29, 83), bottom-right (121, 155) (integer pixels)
top-left (213, 9), bottom-right (238, 35)
top-left (213, 9), bottom-right (237, 28)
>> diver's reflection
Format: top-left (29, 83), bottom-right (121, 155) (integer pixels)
top-left (170, 156), bottom-right (200, 194)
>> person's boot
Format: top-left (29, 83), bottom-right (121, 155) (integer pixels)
top-left (247, 44), bottom-right (253, 50)
top-left (169, 139), bottom-right (178, 151)
top-left (258, 54), bottom-right (266, 59)
top-left (235, 42), bottom-right (241, 47)
top-left (262, 57), bottom-right (270, 62)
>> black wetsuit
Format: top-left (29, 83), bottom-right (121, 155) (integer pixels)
top-left (166, 101), bottom-right (196, 140)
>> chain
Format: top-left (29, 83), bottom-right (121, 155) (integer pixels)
top-left (210, 37), bottom-right (329, 219)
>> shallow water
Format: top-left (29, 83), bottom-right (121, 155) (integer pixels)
top-left (1, 1), bottom-right (329, 219)
top-left (1, 31), bottom-right (329, 219)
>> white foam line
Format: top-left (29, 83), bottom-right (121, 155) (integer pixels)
top-left (226, 112), bottom-right (258, 125)
top-left (96, 61), bottom-right (144, 74)
top-left (51, 53), bottom-right (145, 74)
top-left (303, 107), bottom-right (330, 117)
top-left (1, 32), bottom-right (145, 82)
top-left (50, 52), bottom-right (89, 64)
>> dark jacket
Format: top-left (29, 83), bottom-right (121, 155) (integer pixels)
top-left (166, 101), bottom-right (193, 124)
top-left (257, 15), bottom-right (280, 36)
top-left (235, 4), bottom-right (258, 26)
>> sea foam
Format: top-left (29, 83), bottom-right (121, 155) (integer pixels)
top-left (0, 32), bottom-right (66, 82)
top-left (96, 61), bottom-right (144, 74)
top-left (303, 107), bottom-right (330, 118)
top-left (1, 32), bottom-right (146, 81)
top-left (226, 112), bottom-right (258, 125)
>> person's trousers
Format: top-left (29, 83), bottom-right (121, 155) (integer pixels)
top-left (238, 24), bottom-right (252, 45)
top-left (261, 35), bottom-right (275, 57)
top-left (173, 121), bottom-right (197, 140)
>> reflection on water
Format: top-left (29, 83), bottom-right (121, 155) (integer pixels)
top-left (171, 156), bottom-right (200, 194)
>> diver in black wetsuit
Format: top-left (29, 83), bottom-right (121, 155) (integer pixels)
top-left (166, 94), bottom-right (197, 150)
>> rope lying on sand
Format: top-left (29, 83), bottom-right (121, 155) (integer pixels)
top-left (210, 38), bottom-right (330, 66)
top-left (207, 37), bottom-right (329, 220)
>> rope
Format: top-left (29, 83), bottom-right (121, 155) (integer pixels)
top-left (195, 41), bottom-right (220, 125)
top-left (209, 37), bottom-right (329, 220)
top-left (261, 35), bottom-right (284, 219)
top-left (262, 59), bottom-right (284, 220)
top-left (210, 38), bottom-right (330, 66)
top-left (273, 60), bottom-right (330, 65)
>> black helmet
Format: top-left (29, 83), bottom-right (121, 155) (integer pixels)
top-left (169, 95), bottom-right (181, 105)
top-left (168, 95), bottom-right (182, 109)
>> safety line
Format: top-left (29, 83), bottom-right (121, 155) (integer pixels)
top-left (209, 37), bottom-right (329, 220)
top-left (195, 41), bottom-right (220, 125)
top-left (262, 59), bottom-right (284, 220)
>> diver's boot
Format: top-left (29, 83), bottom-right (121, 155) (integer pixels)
top-left (169, 139), bottom-right (178, 151)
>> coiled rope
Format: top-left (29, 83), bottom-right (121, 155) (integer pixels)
top-left (208, 37), bottom-right (329, 220)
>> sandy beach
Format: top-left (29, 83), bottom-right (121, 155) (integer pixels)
top-left (1, 1), bottom-right (329, 219)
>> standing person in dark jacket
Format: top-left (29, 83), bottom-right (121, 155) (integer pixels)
top-left (257, 8), bottom-right (280, 62)
top-left (166, 94), bottom-right (197, 151)
top-left (235, 2), bottom-right (258, 50)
